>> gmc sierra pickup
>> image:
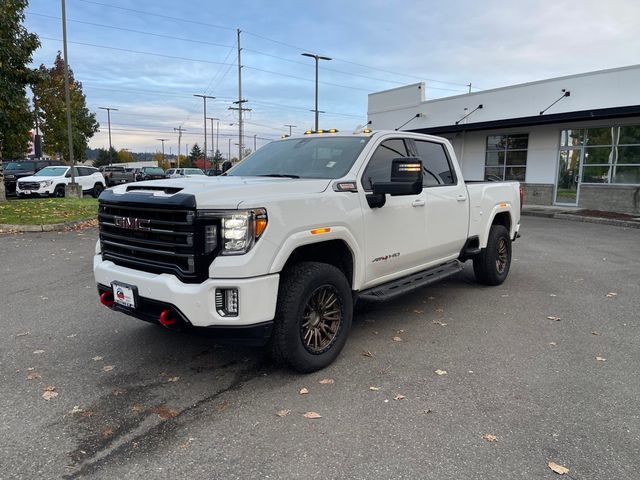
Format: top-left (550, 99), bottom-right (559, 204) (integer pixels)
top-left (94, 130), bottom-right (521, 372)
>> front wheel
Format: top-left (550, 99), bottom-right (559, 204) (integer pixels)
top-left (270, 262), bottom-right (353, 373)
top-left (53, 185), bottom-right (65, 198)
top-left (92, 183), bottom-right (104, 198)
top-left (473, 224), bottom-right (512, 286)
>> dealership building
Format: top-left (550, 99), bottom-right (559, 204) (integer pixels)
top-left (368, 65), bottom-right (640, 214)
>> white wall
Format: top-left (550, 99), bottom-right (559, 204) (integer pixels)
top-left (368, 65), bottom-right (640, 131)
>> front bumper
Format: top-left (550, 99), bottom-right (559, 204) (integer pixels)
top-left (16, 184), bottom-right (55, 196)
top-left (94, 255), bottom-right (279, 330)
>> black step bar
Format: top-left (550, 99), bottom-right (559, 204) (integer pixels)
top-left (357, 260), bottom-right (463, 302)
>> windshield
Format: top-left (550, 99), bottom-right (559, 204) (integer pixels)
top-left (144, 167), bottom-right (164, 174)
top-left (6, 161), bottom-right (34, 171)
top-left (185, 169), bottom-right (204, 175)
top-left (35, 166), bottom-right (68, 177)
top-left (227, 136), bottom-right (370, 179)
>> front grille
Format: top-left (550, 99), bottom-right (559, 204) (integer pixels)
top-left (98, 190), bottom-right (219, 283)
top-left (19, 182), bottom-right (40, 190)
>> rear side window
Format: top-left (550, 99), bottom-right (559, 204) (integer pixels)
top-left (414, 140), bottom-right (457, 186)
top-left (361, 139), bottom-right (409, 190)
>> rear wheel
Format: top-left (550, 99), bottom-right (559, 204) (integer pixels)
top-left (270, 262), bottom-right (353, 373)
top-left (53, 185), bottom-right (65, 198)
top-left (473, 224), bottom-right (512, 285)
top-left (92, 183), bottom-right (104, 198)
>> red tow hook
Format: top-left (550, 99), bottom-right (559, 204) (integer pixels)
top-left (99, 292), bottom-right (114, 307)
top-left (159, 308), bottom-right (178, 327)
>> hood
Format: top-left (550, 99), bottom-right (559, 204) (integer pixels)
top-left (108, 176), bottom-right (332, 209)
top-left (17, 174), bottom-right (59, 182)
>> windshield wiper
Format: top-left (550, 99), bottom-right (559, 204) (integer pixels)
top-left (256, 173), bottom-right (300, 179)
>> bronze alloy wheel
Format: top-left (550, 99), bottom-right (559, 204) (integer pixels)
top-left (496, 238), bottom-right (508, 273)
top-left (300, 285), bottom-right (343, 354)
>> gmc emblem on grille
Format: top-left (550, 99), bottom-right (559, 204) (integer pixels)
top-left (114, 216), bottom-right (151, 231)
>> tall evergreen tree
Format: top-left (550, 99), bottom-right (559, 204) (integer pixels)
top-left (189, 143), bottom-right (203, 163)
top-left (32, 52), bottom-right (99, 163)
top-left (0, 0), bottom-right (40, 202)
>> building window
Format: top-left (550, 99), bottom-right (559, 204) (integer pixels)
top-left (559, 125), bottom-right (640, 185)
top-left (484, 134), bottom-right (528, 181)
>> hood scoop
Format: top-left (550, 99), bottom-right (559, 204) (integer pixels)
top-left (126, 185), bottom-right (183, 195)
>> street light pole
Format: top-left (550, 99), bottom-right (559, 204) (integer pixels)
top-left (60, 0), bottom-right (79, 194)
top-left (207, 116), bottom-right (219, 167)
top-left (301, 53), bottom-right (332, 131)
top-left (99, 106), bottom-right (118, 166)
top-left (194, 94), bottom-right (215, 167)
top-left (156, 138), bottom-right (168, 167)
top-left (174, 126), bottom-right (186, 168)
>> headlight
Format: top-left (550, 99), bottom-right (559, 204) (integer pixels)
top-left (40, 180), bottom-right (53, 187)
top-left (198, 208), bottom-right (267, 256)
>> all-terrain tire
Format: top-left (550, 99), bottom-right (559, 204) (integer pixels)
top-left (473, 224), bottom-right (512, 286)
top-left (270, 262), bottom-right (353, 373)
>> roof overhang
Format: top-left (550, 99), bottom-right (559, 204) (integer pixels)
top-left (410, 105), bottom-right (640, 135)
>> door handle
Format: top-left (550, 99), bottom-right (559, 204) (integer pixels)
top-left (456, 195), bottom-right (467, 202)
top-left (412, 199), bottom-right (426, 207)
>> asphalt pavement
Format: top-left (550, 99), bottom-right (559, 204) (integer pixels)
top-left (1, 217), bottom-right (638, 479)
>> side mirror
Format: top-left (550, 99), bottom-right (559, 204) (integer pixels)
top-left (372, 158), bottom-right (423, 196)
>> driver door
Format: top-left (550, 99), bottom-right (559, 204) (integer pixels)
top-left (358, 138), bottom-right (428, 288)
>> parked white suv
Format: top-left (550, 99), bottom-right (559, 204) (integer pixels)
top-left (166, 168), bottom-right (206, 178)
top-left (17, 165), bottom-right (106, 198)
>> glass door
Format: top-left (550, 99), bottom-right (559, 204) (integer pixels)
top-left (555, 149), bottom-right (581, 204)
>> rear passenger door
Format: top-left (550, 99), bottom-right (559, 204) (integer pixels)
top-left (410, 139), bottom-right (469, 262)
top-left (76, 167), bottom-right (94, 191)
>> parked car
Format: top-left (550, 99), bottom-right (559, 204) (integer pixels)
top-left (166, 168), bottom-right (206, 178)
top-left (95, 130), bottom-right (522, 372)
top-left (17, 165), bottom-right (106, 198)
top-left (99, 166), bottom-right (126, 187)
top-left (136, 167), bottom-right (167, 181)
top-left (3, 159), bottom-right (65, 195)
top-left (204, 168), bottom-right (222, 176)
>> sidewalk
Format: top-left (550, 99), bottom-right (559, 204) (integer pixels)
top-left (522, 205), bottom-right (640, 229)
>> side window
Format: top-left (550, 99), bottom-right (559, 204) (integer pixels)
top-left (361, 139), bottom-right (409, 190)
top-left (414, 140), bottom-right (456, 186)
top-left (77, 167), bottom-right (89, 176)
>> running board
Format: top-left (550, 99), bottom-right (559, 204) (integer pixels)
top-left (357, 260), bottom-right (463, 302)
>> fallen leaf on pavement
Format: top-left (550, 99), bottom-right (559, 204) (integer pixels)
top-left (66, 334), bottom-right (77, 338)
top-left (102, 365), bottom-right (114, 372)
top-left (435, 308), bottom-right (444, 313)
top-left (413, 309), bottom-right (423, 314)
top-left (299, 387), bottom-right (309, 395)
top-left (394, 394), bottom-right (406, 400)
top-left (150, 405), bottom-right (178, 419)
top-left (303, 411), bottom-right (322, 419)
top-left (369, 386), bottom-right (380, 391)
top-left (548, 461), bottom-right (570, 475)
top-left (92, 356), bottom-right (103, 361)
top-left (549, 342), bottom-right (557, 346)
top-left (550, 294), bottom-right (557, 297)
top-left (432, 320), bottom-right (448, 326)
top-left (167, 376), bottom-right (180, 382)
top-left (435, 369), bottom-right (448, 376)
top-left (591, 331), bottom-right (601, 336)
top-left (392, 336), bottom-right (402, 342)
top-left (606, 292), bottom-right (617, 298)
top-left (362, 350), bottom-right (374, 358)
top-left (42, 386), bottom-right (58, 401)
top-left (69, 406), bottom-right (84, 415)
top-left (111, 387), bottom-right (127, 396)
top-left (318, 378), bottom-right (334, 385)
top-left (547, 316), bottom-right (562, 321)
top-left (482, 433), bottom-right (498, 442)
top-left (15, 332), bottom-right (30, 337)
top-left (33, 350), bottom-right (45, 355)
top-left (275, 409), bottom-right (291, 417)
top-left (27, 371), bottom-right (41, 380)
top-left (595, 356), bottom-right (607, 362)
top-left (101, 428), bottom-right (114, 438)
top-left (131, 404), bottom-right (145, 413)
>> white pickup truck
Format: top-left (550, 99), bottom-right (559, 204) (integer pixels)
top-left (94, 130), bottom-right (521, 372)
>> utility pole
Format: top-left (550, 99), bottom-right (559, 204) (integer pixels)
top-left (61, 0), bottom-right (80, 196)
top-left (301, 52), bottom-right (332, 131)
top-left (207, 116), bottom-right (219, 163)
top-left (174, 126), bottom-right (186, 168)
top-left (284, 124), bottom-right (297, 136)
top-left (253, 134), bottom-right (256, 151)
top-left (194, 94), bottom-right (215, 167)
top-left (467, 83), bottom-right (472, 94)
top-left (228, 138), bottom-right (231, 161)
top-left (99, 106), bottom-right (118, 165)
top-left (229, 29), bottom-right (251, 162)
top-left (157, 138), bottom-right (168, 167)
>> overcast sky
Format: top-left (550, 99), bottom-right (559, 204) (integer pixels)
top-left (25, 0), bottom-right (640, 155)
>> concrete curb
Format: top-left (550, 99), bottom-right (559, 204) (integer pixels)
top-left (522, 210), bottom-right (640, 229)
top-left (0, 219), bottom-right (95, 233)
